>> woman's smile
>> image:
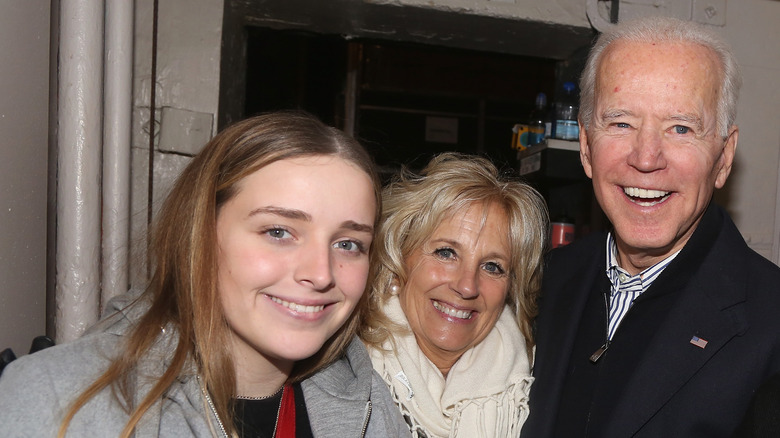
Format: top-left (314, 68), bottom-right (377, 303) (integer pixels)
top-left (431, 299), bottom-right (475, 321)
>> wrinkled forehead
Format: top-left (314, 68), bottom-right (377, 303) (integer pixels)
top-left (598, 39), bottom-right (722, 89)
top-left (595, 40), bottom-right (722, 119)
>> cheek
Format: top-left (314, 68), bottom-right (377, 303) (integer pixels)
top-left (484, 281), bottom-right (510, 311)
top-left (337, 261), bottom-right (370, 300)
top-left (669, 150), bottom-right (716, 184)
top-left (403, 267), bottom-right (440, 303)
top-left (591, 142), bottom-right (627, 169)
top-left (412, 260), bottom-right (450, 285)
top-left (219, 243), bottom-right (284, 292)
top-left (398, 282), bottom-right (423, 316)
top-left (223, 252), bottom-right (258, 282)
top-left (698, 151), bottom-right (723, 177)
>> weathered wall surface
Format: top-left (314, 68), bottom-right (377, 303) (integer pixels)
top-left (0, 0), bottom-right (50, 354)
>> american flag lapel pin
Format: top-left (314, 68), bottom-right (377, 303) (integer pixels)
top-left (690, 335), bottom-right (709, 349)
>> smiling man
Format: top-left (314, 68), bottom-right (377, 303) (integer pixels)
top-left (522, 16), bottom-right (780, 438)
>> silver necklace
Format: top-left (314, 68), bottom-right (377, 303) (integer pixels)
top-left (199, 376), bottom-right (287, 438)
top-left (234, 385), bottom-right (284, 401)
top-left (271, 389), bottom-right (283, 438)
top-left (236, 384), bottom-right (286, 438)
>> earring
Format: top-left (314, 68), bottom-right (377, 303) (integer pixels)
top-left (390, 282), bottom-right (400, 295)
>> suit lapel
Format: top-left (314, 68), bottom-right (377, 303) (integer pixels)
top-left (530, 235), bottom-right (608, 435)
top-left (605, 281), bottom-right (745, 435)
top-left (543, 259), bottom-right (605, 373)
top-left (602, 205), bottom-right (748, 436)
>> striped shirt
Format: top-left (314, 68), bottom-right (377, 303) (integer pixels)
top-left (605, 233), bottom-right (680, 341)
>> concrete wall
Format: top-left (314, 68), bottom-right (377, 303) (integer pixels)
top-left (718, 0), bottom-right (780, 261)
top-left (129, 0), bottom-right (223, 289)
top-left (0, 0), bottom-right (50, 355)
top-left (387, 0), bottom-right (590, 25)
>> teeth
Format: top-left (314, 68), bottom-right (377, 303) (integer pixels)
top-left (624, 187), bottom-right (669, 199)
top-left (623, 187), bottom-right (670, 206)
top-left (433, 300), bottom-right (473, 320)
top-left (270, 296), bottom-right (325, 313)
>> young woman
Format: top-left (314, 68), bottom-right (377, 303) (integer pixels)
top-left (0, 111), bottom-right (410, 438)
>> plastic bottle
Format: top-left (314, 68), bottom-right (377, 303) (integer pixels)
top-left (527, 92), bottom-right (549, 146)
top-left (553, 81), bottom-right (579, 141)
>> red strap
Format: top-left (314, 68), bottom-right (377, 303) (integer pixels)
top-left (275, 384), bottom-right (295, 437)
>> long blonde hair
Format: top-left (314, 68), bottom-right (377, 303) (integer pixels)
top-left (59, 111), bottom-right (380, 438)
top-left (360, 152), bottom-right (548, 365)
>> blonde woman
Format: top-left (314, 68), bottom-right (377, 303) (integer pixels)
top-left (361, 153), bottom-right (549, 437)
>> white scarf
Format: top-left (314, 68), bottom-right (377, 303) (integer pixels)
top-left (368, 295), bottom-right (533, 438)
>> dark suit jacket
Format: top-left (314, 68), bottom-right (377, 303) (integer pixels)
top-left (733, 372), bottom-right (780, 437)
top-left (522, 204), bottom-right (780, 437)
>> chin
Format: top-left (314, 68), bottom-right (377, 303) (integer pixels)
top-left (431, 338), bottom-right (470, 354)
top-left (622, 233), bottom-right (678, 254)
top-left (269, 333), bottom-right (334, 361)
top-left (275, 345), bottom-right (325, 362)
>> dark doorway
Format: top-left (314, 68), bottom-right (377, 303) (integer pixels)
top-left (244, 28), bottom-right (556, 175)
top-left (245, 28), bottom-right (347, 126)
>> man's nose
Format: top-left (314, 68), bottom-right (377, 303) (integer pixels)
top-left (627, 127), bottom-right (667, 172)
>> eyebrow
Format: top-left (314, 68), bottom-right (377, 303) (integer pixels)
top-left (342, 220), bottom-right (374, 234)
top-left (248, 206), bottom-right (311, 221)
top-left (600, 110), bottom-right (705, 131)
top-left (600, 109), bottom-right (633, 120)
top-left (431, 237), bottom-right (510, 261)
top-left (247, 206), bottom-right (373, 234)
top-left (432, 237), bottom-right (461, 248)
top-left (669, 113), bottom-right (704, 131)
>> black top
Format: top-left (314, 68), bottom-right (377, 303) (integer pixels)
top-left (233, 382), bottom-right (313, 438)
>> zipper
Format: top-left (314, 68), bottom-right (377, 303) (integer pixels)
top-left (198, 375), bottom-right (228, 438)
top-left (360, 400), bottom-right (372, 437)
top-left (589, 290), bottom-right (612, 363)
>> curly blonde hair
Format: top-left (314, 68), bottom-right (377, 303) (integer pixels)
top-left (360, 152), bottom-right (548, 364)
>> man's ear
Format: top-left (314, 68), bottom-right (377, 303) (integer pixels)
top-left (714, 125), bottom-right (738, 189)
top-left (579, 121), bottom-right (593, 179)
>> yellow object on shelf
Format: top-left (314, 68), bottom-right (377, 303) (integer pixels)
top-left (511, 124), bottom-right (530, 150)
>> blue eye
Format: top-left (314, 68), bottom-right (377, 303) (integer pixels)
top-left (615, 122), bottom-right (631, 129)
top-left (265, 228), bottom-right (291, 239)
top-left (434, 248), bottom-right (455, 259)
top-left (334, 240), bottom-right (364, 253)
top-left (674, 125), bottom-right (690, 134)
top-left (483, 262), bottom-right (506, 275)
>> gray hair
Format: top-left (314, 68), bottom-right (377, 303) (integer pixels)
top-left (579, 16), bottom-right (742, 139)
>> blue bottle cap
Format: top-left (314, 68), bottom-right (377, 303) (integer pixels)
top-left (535, 92), bottom-right (547, 107)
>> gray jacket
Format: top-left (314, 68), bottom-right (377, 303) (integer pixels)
top-left (0, 292), bottom-right (410, 438)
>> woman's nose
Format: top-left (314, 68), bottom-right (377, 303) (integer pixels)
top-left (293, 242), bottom-right (335, 291)
top-left (452, 265), bottom-right (479, 299)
